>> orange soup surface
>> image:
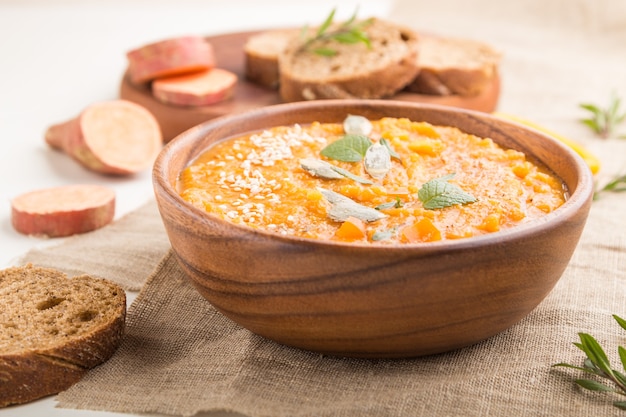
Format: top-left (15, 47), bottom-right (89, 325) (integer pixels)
top-left (178, 117), bottom-right (567, 244)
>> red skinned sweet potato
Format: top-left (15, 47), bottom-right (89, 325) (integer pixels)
top-left (151, 68), bottom-right (237, 107)
top-left (45, 100), bottom-right (162, 176)
top-left (126, 35), bottom-right (215, 84)
top-left (11, 184), bottom-right (116, 237)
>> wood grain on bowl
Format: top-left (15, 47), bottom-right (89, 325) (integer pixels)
top-left (153, 100), bottom-right (593, 358)
top-left (121, 31), bottom-right (501, 142)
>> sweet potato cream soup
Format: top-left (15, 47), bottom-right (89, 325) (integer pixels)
top-left (178, 116), bottom-right (567, 244)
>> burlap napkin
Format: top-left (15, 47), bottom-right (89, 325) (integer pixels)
top-left (40, 188), bottom-right (624, 417)
top-left (13, 0), bottom-right (626, 415)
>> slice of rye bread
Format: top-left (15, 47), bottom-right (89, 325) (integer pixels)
top-left (406, 34), bottom-right (501, 97)
top-left (244, 28), bottom-right (299, 89)
top-left (0, 264), bottom-right (126, 407)
top-left (278, 18), bottom-right (420, 102)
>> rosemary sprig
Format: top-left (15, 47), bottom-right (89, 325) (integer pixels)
top-left (594, 173), bottom-right (626, 200)
top-left (553, 315), bottom-right (626, 411)
top-left (298, 8), bottom-right (373, 56)
top-left (580, 92), bottom-right (626, 139)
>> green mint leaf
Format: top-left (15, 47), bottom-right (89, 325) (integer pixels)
top-left (575, 379), bottom-right (617, 393)
top-left (320, 134), bottom-right (372, 162)
top-left (418, 173), bottom-right (477, 210)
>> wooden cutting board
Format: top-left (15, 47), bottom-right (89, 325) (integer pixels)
top-left (120, 30), bottom-right (500, 142)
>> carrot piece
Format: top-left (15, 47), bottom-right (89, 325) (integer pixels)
top-left (335, 216), bottom-right (367, 241)
top-left (151, 68), bottom-right (237, 107)
top-left (126, 36), bottom-right (215, 84)
top-left (11, 184), bottom-right (115, 237)
top-left (45, 100), bottom-right (162, 176)
top-left (401, 217), bottom-right (442, 243)
top-left (478, 213), bottom-right (501, 233)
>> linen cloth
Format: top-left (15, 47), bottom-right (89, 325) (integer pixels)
top-left (16, 0), bottom-right (626, 415)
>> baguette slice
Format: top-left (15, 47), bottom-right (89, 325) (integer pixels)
top-left (406, 35), bottom-right (501, 97)
top-left (244, 29), bottom-right (298, 89)
top-left (0, 264), bottom-right (126, 407)
top-left (279, 18), bottom-right (420, 102)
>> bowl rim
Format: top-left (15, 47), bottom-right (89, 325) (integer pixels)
top-left (153, 99), bottom-right (594, 252)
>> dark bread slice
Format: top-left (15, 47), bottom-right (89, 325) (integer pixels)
top-left (244, 29), bottom-right (299, 89)
top-left (278, 18), bottom-right (420, 101)
top-left (0, 264), bottom-right (126, 407)
top-left (406, 34), bottom-right (501, 96)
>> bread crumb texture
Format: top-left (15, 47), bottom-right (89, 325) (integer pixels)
top-left (0, 264), bottom-right (126, 407)
top-left (279, 18), bottom-right (420, 101)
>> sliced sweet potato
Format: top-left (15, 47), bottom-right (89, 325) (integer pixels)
top-left (126, 35), bottom-right (215, 84)
top-left (45, 100), bottom-right (162, 175)
top-left (11, 184), bottom-right (116, 237)
top-left (151, 68), bottom-right (237, 107)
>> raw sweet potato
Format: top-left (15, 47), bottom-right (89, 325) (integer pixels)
top-left (45, 100), bottom-right (162, 176)
top-left (11, 184), bottom-right (115, 237)
top-left (126, 35), bottom-right (215, 84)
top-left (151, 68), bottom-right (237, 107)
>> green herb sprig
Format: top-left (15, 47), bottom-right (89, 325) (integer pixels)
top-left (580, 92), bottom-right (626, 139)
top-left (298, 8), bottom-right (373, 56)
top-left (553, 315), bottom-right (626, 411)
top-left (594, 173), bottom-right (626, 200)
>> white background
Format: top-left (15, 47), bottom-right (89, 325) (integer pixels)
top-left (0, 1), bottom-right (391, 416)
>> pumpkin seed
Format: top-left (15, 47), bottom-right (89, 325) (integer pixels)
top-left (343, 114), bottom-right (373, 136)
top-left (364, 142), bottom-right (391, 180)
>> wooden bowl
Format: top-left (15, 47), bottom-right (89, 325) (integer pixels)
top-left (153, 100), bottom-right (594, 358)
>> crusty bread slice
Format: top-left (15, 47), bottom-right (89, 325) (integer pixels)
top-left (0, 264), bottom-right (126, 407)
top-left (406, 34), bottom-right (501, 97)
top-left (244, 29), bottom-right (298, 89)
top-left (278, 18), bottom-right (420, 102)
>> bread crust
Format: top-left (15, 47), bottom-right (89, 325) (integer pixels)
top-left (406, 35), bottom-right (501, 97)
top-left (278, 19), bottom-right (420, 102)
top-left (0, 265), bottom-right (126, 408)
top-left (244, 29), bottom-right (298, 89)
